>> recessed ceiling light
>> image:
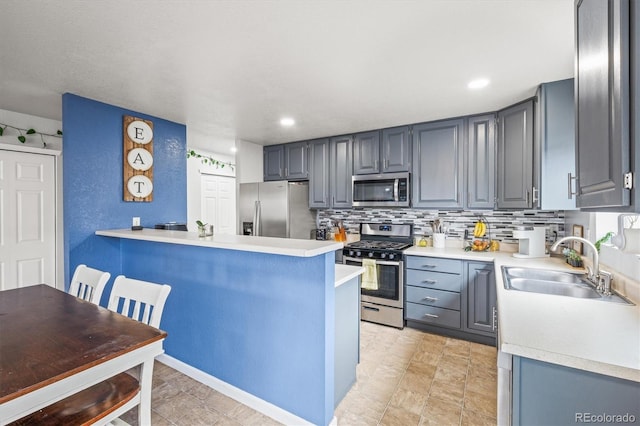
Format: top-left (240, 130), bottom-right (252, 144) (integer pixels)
top-left (230, 146), bottom-right (237, 153)
top-left (468, 78), bottom-right (490, 89)
top-left (280, 117), bottom-right (295, 127)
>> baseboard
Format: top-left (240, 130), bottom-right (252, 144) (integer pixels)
top-left (156, 354), bottom-right (315, 426)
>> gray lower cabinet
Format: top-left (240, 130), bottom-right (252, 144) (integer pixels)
top-left (497, 99), bottom-right (535, 209)
top-left (465, 262), bottom-right (496, 336)
top-left (512, 356), bottom-right (640, 425)
top-left (412, 119), bottom-right (465, 208)
top-left (467, 114), bottom-right (496, 209)
top-left (575, 0), bottom-right (637, 211)
top-left (308, 138), bottom-right (330, 208)
top-left (405, 256), bottom-right (496, 344)
top-left (263, 142), bottom-right (309, 181)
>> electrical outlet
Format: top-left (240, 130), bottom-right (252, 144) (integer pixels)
top-left (132, 217), bottom-right (140, 226)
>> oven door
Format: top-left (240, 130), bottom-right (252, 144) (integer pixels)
top-left (343, 257), bottom-right (404, 309)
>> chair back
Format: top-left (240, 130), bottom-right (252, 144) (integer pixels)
top-left (107, 275), bottom-right (171, 328)
top-left (68, 264), bottom-right (111, 305)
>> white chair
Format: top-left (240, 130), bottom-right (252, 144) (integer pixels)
top-left (107, 275), bottom-right (172, 328)
top-left (68, 264), bottom-right (111, 304)
top-left (12, 276), bottom-right (171, 426)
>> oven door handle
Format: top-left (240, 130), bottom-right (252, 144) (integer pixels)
top-left (343, 257), bottom-right (401, 267)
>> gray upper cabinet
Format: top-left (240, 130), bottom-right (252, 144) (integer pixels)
top-left (467, 114), bottom-right (496, 209)
top-left (412, 119), bottom-right (465, 209)
top-left (308, 138), bottom-right (330, 208)
top-left (264, 141), bottom-right (308, 181)
top-left (537, 78), bottom-right (576, 210)
top-left (575, 0), bottom-right (635, 210)
top-left (330, 135), bottom-right (353, 208)
top-left (263, 145), bottom-right (285, 181)
top-left (353, 131), bottom-right (380, 175)
top-left (497, 99), bottom-right (535, 209)
top-left (381, 126), bottom-right (411, 173)
top-left (284, 141), bottom-right (309, 180)
top-left (353, 126), bottom-right (411, 175)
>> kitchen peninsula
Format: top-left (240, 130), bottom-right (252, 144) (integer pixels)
top-left (96, 228), bottom-right (360, 426)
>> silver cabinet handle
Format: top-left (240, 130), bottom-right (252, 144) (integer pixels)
top-left (423, 313), bottom-right (439, 318)
top-left (422, 264), bottom-right (437, 269)
top-left (374, 159), bottom-right (379, 171)
top-left (568, 173), bottom-right (577, 199)
top-left (492, 306), bottom-right (498, 331)
top-left (422, 296), bottom-right (438, 302)
top-left (532, 186), bottom-right (539, 204)
top-left (421, 280), bottom-right (437, 285)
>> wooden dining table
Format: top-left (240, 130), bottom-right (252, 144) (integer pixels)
top-left (0, 284), bottom-right (167, 425)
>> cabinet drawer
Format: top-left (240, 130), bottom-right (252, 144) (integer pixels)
top-left (406, 256), bottom-right (463, 274)
top-left (406, 286), bottom-right (461, 310)
top-left (405, 269), bottom-right (462, 292)
top-left (405, 303), bottom-right (461, 329)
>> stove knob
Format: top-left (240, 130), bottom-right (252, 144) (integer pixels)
top-left (349, 250), bottom-right (355, 256)
top-left (380, 252), bottom-right (387, 259)
top-left (356, 251), bottom-right (361, 257)
top-left (388, 253), bottom-right (396, 260)
top-left (368, 252), bottom-right (374, 258)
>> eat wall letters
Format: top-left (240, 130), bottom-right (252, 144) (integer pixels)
top-left (123, 115), bottom-right (154, 202)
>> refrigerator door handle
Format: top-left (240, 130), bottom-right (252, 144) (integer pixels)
top-left (254, 200), bottom-right (261, 236)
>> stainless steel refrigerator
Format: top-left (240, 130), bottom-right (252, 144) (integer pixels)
top-left (238, 181), bottom-right (316, 239)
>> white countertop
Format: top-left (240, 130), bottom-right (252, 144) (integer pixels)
top-left (335, 264), bottom-right (364, 288)
top-left (96, 228), bottom-right (343, 258)
top-left (405, 247), bottom-right (640, 382)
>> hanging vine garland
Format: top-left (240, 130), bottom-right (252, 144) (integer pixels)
top-left (187, 149), bottom-right (235, 170)
top-left (0, 122), bottom-right (63, 148)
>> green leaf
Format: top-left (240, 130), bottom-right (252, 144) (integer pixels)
top-left (57, 130), bottom-right (63, 135)
top-left (18, 135), bottom-right (26, 143)
top-left (0, 127), bottom-right (3, 136)
top-left (26, 128), bottom-right (36, 135)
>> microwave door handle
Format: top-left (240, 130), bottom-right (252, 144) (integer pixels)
top-left (254, 200), bottom-right (261, 236)
top-left (394, 179), bottom-right (399, 202)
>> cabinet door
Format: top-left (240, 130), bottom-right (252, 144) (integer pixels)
top-left (308, 138), bottom-right (330, 208)
top-left (330, 136), bottom-right (353, 208)
top-left (381, 126), bottom-right (411, 173)
top-left (465, 262), bottom-right (496, 336)
top-left (284, 141), bottom-right (308, 180)
top-left (412, 119), bottom-right (465, 208)
top-left (575, 0), bottom-right (631, 209)
top-left (353, 131), bottom-right (380, 175)
top-left (263, 145), bottom-right (285, 181)
top-left (497, 100), bottom-right (534, 209)
top-left (539, 79), bottom-right (576, 210)
top-left (467, 114), bottom-right (496, 209)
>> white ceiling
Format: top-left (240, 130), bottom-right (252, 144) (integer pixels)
top-left (0, 0), bottom-right (574, 153)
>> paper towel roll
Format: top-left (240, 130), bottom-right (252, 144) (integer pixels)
top-left (622, 229), bottom-right (640, 253)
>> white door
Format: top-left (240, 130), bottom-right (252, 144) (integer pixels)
top-left (201, 174), bottom-right (237, 235)
top-left (0, 150), bottom-right (56, 290)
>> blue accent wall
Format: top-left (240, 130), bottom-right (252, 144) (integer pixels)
top-left (118, 238), bottom-right (336, 425)
top-left (62, 93), bottom-right (187, 304)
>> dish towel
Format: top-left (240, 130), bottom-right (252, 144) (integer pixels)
top-left (361, 258), bottom-right (379, 291)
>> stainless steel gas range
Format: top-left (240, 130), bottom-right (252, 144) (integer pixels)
top-left (342, 223), bottom-right (413, 329)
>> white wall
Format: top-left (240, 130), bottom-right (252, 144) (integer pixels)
top-left (0, 108), bottom-right (64, 287)
top-left (235, 139), bottom-right (263, 184)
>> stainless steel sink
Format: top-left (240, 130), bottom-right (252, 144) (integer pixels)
top-left (502, 266), bottom-right (634, 305)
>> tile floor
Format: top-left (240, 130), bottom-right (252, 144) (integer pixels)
top-left (121, 321), bottom-right (498, 425)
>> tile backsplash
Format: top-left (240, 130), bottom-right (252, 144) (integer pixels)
top-left (317, 209), bottom-right (565, 243)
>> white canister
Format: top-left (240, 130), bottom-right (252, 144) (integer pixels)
top-left (433, 233), bottom-right (446, 248)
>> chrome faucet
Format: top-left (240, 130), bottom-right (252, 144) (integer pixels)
top-left (550, 236), bottom-right (611, 294)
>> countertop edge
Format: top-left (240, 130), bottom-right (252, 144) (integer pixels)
top-left (96, 229), bottom-right (343, 257)
top-left (335, 265), bottom-right (364, 288)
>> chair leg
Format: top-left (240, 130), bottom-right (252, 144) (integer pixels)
top-left (138, 359), bottom-right (155, 425)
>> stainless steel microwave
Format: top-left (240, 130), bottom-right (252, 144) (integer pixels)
top-left (352, 172), bottom-right (410, 207)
